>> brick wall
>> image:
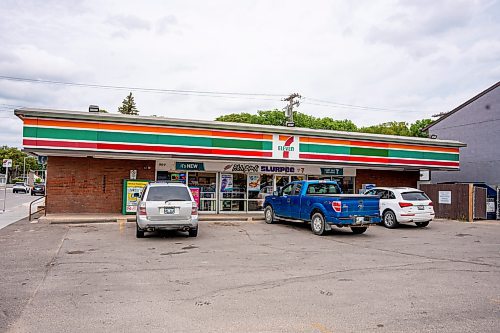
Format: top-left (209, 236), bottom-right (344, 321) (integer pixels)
top-left (355, 169), bottom-right (419, 193)
top-left (46, 157), bottom-right (155, 214)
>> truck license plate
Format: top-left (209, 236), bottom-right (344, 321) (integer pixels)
top-left (355, 217), bottom-right (364, 224)
top-left (164, 207), bottom-right (175, 214)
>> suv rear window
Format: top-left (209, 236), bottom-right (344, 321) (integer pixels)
top-left (306, 183), bottom-right (340, 195)
top-left (146, 186), bottom-right (191, 201)
top-left (401, 191), bottom-right (429, 201)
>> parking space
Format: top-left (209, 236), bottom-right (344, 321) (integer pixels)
top-left (1, 218), bottom-right (499, 333)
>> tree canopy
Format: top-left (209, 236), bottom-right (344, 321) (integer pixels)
top-left (118, 92), bottom-right (139, 115)
top-left (0, 146), bottom-right (42, 180)
top-left (215, 109), bottom-right (431, 138)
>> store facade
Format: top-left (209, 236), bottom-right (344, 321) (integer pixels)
top-left (15, 108), bottom-right (465, 215)
top-left (154, 159), bottom-right (356, 213)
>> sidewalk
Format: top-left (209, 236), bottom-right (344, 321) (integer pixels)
top-left (39, 213), bottom-right (265, 224)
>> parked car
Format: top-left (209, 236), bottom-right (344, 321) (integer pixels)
top-left (364, 187), bottom-right (434, 228)
top-left (263, 180), bottom-right (381, 235)
top-left (31, 184), bottom-right (46, 196)
top-left (135, 182), bottom-right (199, 238)
top-left (13, 182), bottom-right (29, 194)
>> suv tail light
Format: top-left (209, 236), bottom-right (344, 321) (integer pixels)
top-left (191, 202), bottom-right (198, 216)
top-left (399, 202), bottom-right (413, 208)
top-left (138, 202), bottom-right (146, 215)
top-left (429, 201), bottom-right (433, 206)
top-left (332, 201), bottom-right (342, 213)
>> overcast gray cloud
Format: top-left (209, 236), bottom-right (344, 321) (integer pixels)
top-left (0, 0), bottom-right (499, 148)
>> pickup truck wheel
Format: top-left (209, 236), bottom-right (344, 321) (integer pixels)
top-left (264, 206), bottom-right (275, 224)
top-left (383, 210), bottom-right (398, 229)
top-left (351, 227), bottom-right (368, 234)
top-left (415, 221), bottom-right (430, 228)
top-left (311, 213), bottom-right (326, 236)
top-left (136, 224), bottom-right (145, 238)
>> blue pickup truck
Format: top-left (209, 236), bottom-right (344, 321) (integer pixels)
top-left (263, 180), bottom-right (381, 235)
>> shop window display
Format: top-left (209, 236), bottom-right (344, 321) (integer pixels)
top-left (157, 171), bottom-right (186, 184)
top-left (188, 172), bottom-right (217, 212)
top-left (248, 174), bottom-right (273, 211)
top-left (220, 173), bottom-right (247, 212)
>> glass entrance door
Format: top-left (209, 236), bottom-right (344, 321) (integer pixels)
top-left (187, 172), bottom-right (217, 212)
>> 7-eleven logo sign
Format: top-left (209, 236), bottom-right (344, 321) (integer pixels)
top-left (273, 134), bottom-right (299, 159)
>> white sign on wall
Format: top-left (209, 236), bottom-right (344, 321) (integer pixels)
top-left (272, 134), bottom-right (299, 160)
top-left (438, 191), bottom-right (452, 204)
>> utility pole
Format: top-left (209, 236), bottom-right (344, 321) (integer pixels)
top-left (283, 93), bottom-right (302, 127)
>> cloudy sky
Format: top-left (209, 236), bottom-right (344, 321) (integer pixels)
top-left (1, 0), bottom-right (499, 147)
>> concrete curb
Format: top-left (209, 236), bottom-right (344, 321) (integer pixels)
top-left (39, 214), bottom-right (265, 225)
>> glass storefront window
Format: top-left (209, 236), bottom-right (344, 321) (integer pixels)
top-left (275, 175), bottom-right (290, 192)
top-left (157, 171), bottom-right (186, 183)
top-left (220, 173), bottom-right (247, 212)
top-left (248, 174), bottom-right (273, 211)
top-left (188, 172), bottom-right (217, 212)
top-left (291, 175), bottom-right (305, 182)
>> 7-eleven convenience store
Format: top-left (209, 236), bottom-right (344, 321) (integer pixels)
top-left (15, 108), bottom-right (465, 215)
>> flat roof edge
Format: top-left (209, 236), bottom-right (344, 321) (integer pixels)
top-left (14, 108), bottom-right (466, 148)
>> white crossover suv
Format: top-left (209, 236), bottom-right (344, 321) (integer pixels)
top-left (364, 187), bottom-right (434, 229)
top-left (135, 182), bottom-right (199, 238)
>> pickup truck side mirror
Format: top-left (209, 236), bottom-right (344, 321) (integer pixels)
top-left (273, 190), bottom-right (279, 196)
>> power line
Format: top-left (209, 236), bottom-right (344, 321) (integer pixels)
top-left (0, 75), bottom-right (286, 100)
top-left (0, 74), bottom-right (430, 113)
top-left (303, 97), bottom-right (423, 113)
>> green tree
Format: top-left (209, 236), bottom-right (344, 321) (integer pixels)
top-left (0, 146), bottom-right (41, 180)
top-left (216, 110), bottom-right (431, 138)
top-left (359, 121), bottom-right (411, 136)
top-left (118, 92), bottom-right (139, 115)
top-left (216, 109), bottom-right (357, 131)
top-left (409, 118), bottom-right (432, 137)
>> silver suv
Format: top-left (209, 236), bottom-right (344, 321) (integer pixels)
top-left (136, 183), bottom-right (199, 238)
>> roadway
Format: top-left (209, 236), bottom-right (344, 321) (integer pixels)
top-left (0, 187), bottom-right (43, 229)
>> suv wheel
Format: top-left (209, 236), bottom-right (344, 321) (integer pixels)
top-left (383, 210), bottom-right (398, 229)
top-left (188, 228), bottom-right (198, 237)
top-left (311, 212), bottom-right (326, 236)
top-left (136, 224), bottom-right (145, 238)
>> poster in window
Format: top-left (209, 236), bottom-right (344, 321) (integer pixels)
top-left (248, 175), bottom-right (261, 191)
top-left (189, 187), bottom-right (200, 207)
top-left (220, 173), bottom-right (233, 192)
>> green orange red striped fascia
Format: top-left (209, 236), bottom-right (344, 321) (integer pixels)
top-left (22, 117), bottom-right (460, 166)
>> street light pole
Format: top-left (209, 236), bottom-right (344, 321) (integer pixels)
top-left (23, 156), bottom-right (26, 182)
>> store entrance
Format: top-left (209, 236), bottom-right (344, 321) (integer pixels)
top-left (187, 172), bottom-right (217, 212)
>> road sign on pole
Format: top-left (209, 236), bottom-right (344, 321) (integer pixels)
top-left (2, 165), bottom-right (8, 212)
top-left (2, 159), bottom-right (12, 168)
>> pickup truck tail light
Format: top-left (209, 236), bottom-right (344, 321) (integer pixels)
top-left (138, 202), bottom-right (146, 215)
top-left (191, 202), bottom-right (198, 216)
top-left (331, 201), bottom-right (342, 213)
top-left (399, 202), bottom-right (413, 208)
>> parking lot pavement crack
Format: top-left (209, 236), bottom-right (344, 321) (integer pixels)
top-left (8, 226), bottom-right (69, 331)
top-left (179, 260), bottom-right (434, 301)
top-left (320, 237), bottom-right (500, 268)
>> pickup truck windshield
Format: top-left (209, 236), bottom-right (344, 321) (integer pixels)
top-left (146, 186), bottom-right (191, 201)
top-left (306, 183), bottom-right (340, 195)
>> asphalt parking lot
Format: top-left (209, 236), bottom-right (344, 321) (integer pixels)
top-left (1, 218), bottom-right (499, 333)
